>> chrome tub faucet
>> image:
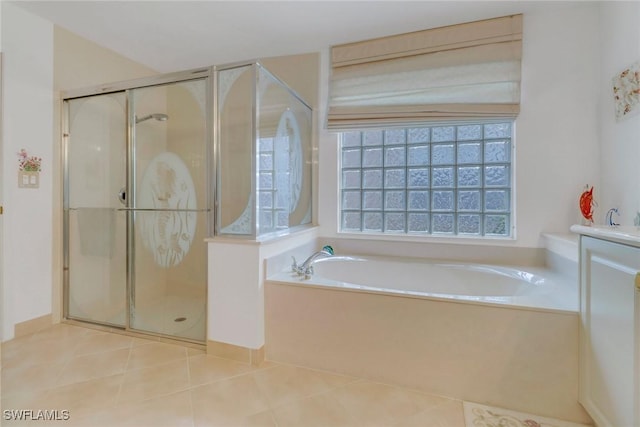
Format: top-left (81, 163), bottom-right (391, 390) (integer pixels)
top-left (292, 245), bottom-right (334, 279)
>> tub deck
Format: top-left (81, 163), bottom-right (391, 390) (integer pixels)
top-left (268, 256), bottom-right (578, 314)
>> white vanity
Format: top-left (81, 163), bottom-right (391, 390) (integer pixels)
top-left (571, 225), bottom-right (640, 427)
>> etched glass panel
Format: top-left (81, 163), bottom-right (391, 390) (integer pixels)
top-left (129, 80), bottom-right (209, 341)
top-left (254, 67), bottom-right (313, 234)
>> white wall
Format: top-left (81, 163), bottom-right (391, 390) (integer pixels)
top-left (598, 2), bottom-right (640, 225)
top-left (317, 3), bottom-right (601, 249)
top-left (0, 2), bottom-right (3, 341)
top-left (51, 26), bottom-right (157, 324)
top-left (1, 3), bottom-right (54, 340)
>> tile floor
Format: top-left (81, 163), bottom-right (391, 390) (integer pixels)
top-left (0, 324), bottom-right (590, 427)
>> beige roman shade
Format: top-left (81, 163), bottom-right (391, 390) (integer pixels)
top-left (327, 14), bottom-right (523, 129)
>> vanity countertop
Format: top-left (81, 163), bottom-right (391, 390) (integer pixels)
top-left (570, 224), bottom-right (640, 248)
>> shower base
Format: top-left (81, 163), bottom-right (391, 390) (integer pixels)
top-left (103, 295), bottom-right (206, 342)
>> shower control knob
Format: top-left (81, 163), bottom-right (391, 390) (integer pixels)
top-left (118, 188), bottom-right (127, 205)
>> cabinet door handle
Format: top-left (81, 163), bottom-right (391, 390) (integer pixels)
top-left (636, 272), bottom-right (640, 291)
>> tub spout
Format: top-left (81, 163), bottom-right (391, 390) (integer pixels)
top-left (292, 245), bottom-right (334, 279)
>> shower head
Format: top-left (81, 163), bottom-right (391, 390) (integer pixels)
top-left (135, 113), bottom-right (169, 124)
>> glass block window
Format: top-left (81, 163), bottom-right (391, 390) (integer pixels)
top-left (257, 136), bottom-right (289, 232)
top-left (339, 123), bottom-right (513, 237)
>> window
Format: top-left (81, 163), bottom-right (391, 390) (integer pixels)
top-left (339, 122), bottom-right (513, 237)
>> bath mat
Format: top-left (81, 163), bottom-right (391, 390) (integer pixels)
top-left (463, 402), bottom-right (592, 427)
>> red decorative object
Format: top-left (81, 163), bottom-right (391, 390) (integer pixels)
top-left (579, 185), bottom-right (595, 224)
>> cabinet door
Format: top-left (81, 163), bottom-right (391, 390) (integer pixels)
top-left (580, 236), bottom-right (640, 427)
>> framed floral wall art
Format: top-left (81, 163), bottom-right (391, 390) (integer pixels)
top-left (612, 61), bottom-right (640, 121)
top-left (17, 148), bottom-right (42, 189)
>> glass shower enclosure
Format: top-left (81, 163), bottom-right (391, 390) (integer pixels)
top-left (217, 63), bottom-right (313, 237)
top-left (62, 63), bottom-right (312, 344)
top-left (63, 70), bottom-right (210, 343)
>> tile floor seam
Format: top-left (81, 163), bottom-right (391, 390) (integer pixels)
top-left (48, 353), bottom-right (77, 390)
top-left (187, 380), bottom-right (197, 427)
top-left (57, 347), bottom-right (134, 389)
top-left (50, 372), bottom-right (126, 392)
top-left (117, 359), bottom-right (193, 407)
top-left (186, 349), bottom-right (193, 387)
top-left (267, 409), bottom-right (281, 427)
top-left (70, 332), bottom-right (135, 358)
top-left (118, 384), bottom-right (196, 409)
top-left (113, 346), bottom-right (134, 407)
top-left (185, 358), bottom-right (279, 390)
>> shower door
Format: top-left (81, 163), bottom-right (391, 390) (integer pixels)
top-left (128, 80), bottom-right (208, 342)
top-left (65, 78), bottom-right (208, 343)
top-left (65, 93), bottom-right (128, 327)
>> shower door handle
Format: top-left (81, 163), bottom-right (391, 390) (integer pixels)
top-left (118, 188), bottom-right (126, 205)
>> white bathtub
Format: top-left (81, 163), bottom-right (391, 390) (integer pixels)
top-left (269, 255), bottom-right (577, 312)
top-left (265, 255), bottom-right (588, 422)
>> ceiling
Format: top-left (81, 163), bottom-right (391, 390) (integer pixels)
top-left (15, 1), bottom-right (585, 73)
